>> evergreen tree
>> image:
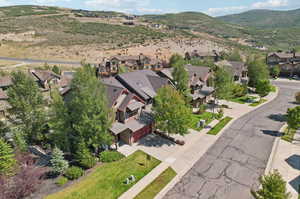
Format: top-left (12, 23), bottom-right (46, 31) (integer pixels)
top-left (153, 86), bottom-right (192, 136)
top-left (74, 140), bottom-right (96, 169)
top-left (214, 67), bottom-right (234, 101)
top-left (52, 65), bottom-right (61, 75)
top-left (50, 147), bottom-right (69, 174)
top-left (7, 71), bottom-right (46, 145)
top-left (251, 170), bottom-right (291, 199)
top-left (0, 138), bottom-right (16, 176)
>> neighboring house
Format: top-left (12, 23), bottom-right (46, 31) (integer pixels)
top-left (0, 89), bottom-right (10, 119)
top-left (267, 52), bottom-right (300, 76)
top-left (185, 50), bottom-right (220, 62)
top-left (0, 76), bottom-right (13, 90)
top-left (102, 77), bottom-right (153, 145)
top-left (158, 64), bottom-right (215, 107)
top-left (216, 60), bottom-right (248, 83)
top-left (98, 55), bottom-right (164, 77)
top-left (116, 70), bottom-right (170, 104)
top-left (30, 70), bottom-right (61, 90)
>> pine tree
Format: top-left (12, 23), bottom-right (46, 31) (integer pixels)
top-left (0, 138), bottom-right (16, 176)
top-left (74, 140), bottom-right (96, 169)
top-left (50, 147), bottom-right (69, 174)
top-left (251, 170), bottom-right (291, 199)
top-left (7, 71), bottom-right (46, 145)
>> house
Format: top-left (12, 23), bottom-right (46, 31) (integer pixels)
top-left (102, 77), bottom-right (153, 145)
top-left (216, 60), bottom-right (248, 83)
top-left (266, 52), bottom-right (300, 76)
top-left (158, 65), bottom-right (215, 107)
top-left (30, 70), bottom-right (61, 90)
top-left (185, 50), bottom-right (220, 62)
top-left (0, 89), bottom-right (10, 119)
top-left (0, 76), bottom-right (13, 90)
top-left (116, 70), bottom-right (170, 104)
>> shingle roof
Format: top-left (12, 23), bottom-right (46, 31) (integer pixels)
top-left (116, 70), bottom-right (169, 101)
top-left (185, 64), bottom-right (211, 82)
top-left (30, 70), bottom-right (60, 82)
top-left (0, 89), bottom-right (8, 100)
top-left (216, 61), bottom-right (246, 76)
top-left (0, 76), bottom-right (12, 88)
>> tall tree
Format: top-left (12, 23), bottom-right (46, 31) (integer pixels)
top-left (0, 138), bottom-right (16, 176)
top-left (287, 106), bottom-right (300, 131)
top-left (214, 67), bottom-right (234, 101)
top-left (256, 80), bottom-right (271, 98)
top-left (50, 64), bottom-right (114, 154)
top-left (270, 65), bottom-right (281, 78)
top-left (7, 71), bottom-right (46, 145)
top-left (248, 58), bottom-right (270, 87)
top-left (251, 170), bottom-right (291, 199)
top-left (171, 59), bottom-right (190, 99)
top-left (153, 85), bottom-right (192, 136)
top-left (169, 54), bottom-right (184, 67)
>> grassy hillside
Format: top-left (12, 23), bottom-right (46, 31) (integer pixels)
top-left (218, 9), bottom-right (300, 28)
top-left (143, 12), bottom-right (247, 38)
top-left (0, 5), bottom-right (62, 17)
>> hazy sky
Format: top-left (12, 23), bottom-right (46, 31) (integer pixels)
top-left (1, 0), bottom-right (300, 16)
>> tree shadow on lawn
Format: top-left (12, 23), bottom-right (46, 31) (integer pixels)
top-left (136, 133), bottom-right (176, 148)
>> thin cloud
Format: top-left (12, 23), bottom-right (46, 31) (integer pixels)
top-left (253, 0), bottom-right (288, 9)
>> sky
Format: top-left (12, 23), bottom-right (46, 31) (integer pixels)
top-left (1, 0), bottom-right (300, 16)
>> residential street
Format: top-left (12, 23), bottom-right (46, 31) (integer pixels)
top-left (163, 81), bottom-right (300, 199)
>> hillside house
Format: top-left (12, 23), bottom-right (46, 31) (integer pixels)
top-left (185, 50), bottom-right (220, 62)
top-left (158, 64), bottom-right (215, 107)
top-left (267, 52), bottom-right (300, 76)
top-left (216, 60), bottom-right (248, 83)
top-left (0, 76), bottom-right (13, 90)
top-left (102, 77), bottom-right (153, 146)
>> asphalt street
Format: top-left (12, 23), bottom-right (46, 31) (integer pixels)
top-left (164, 81), bottom-right (300, 199)
top-left (0, 56), bottom-right (82, 66)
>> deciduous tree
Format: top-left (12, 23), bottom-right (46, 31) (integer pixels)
top-left (153, 86), bottom-right (192, 136)
top-left (214, 67), bottom-right (234, 101)
top-left (287, 106), bottom-right (300, 131)
top-left (248, 58), bottom-right (269, 87)
top-left (295, 92), bottom-right (300, 104)
top-left (251, 170), bottom-right (291, 199)
top-left (256, 80), bottom-right (271, 98)
top-left (171, 58), bottom-right (190, 99)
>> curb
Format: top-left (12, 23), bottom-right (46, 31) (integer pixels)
top-left (264, 124), bottom-right (287, 174)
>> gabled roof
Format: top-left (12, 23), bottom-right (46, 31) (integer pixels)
top-left (216, 61), bottom-right (246, 76)
top-left (0, 89), bottom-right (8, 100)
top-left (0, 76), bottom-right (12, 88)
top-left (116, 70), bottom-right (169, 101)
top-left (185, 64), bottom-right (211, 82)
top-left (30, 70), bottom-right (61, 82)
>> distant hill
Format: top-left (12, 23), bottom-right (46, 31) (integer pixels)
top-left (218, 9), bottom-right (300, 29)
top-left (143, 12), bottom-right (246, 38)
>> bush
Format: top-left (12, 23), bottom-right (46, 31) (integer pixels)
top-left (232, 84), bottom-right (247, 98)
top-left (99, 151), bottom-right (125, 163)
top-left (64, 166), bottom-right (84, 180)
top-left (56, 176), bottom-right (68, 186)
top-left (75, 142), bottom-right (97, 169)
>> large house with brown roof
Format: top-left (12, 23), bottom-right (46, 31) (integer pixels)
top-left (158, 64), bottom-right (215, 107)
top-left (0, 76), bottom-right (13, 90)
top-left (267, 52), bottom-right (300, 76)
top-left (216, 60), bottom-right (248, 83)
top-left (102, 77), bottom-right (154, 145)
top-left (30, 70), bottom-right (61, 90)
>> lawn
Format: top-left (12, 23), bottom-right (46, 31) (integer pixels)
top-left (230, 95), bottom-right (257, 104)
top-left (249, 99), bottom-right (267, 107)
top-left (207, 116), bottom-right (233, 135)
top-left (190, 112), bottom-right (216, 131)
top-left (281, 127), bottom-right (297, 143)
top-left (134, 167), bottom-right (176, 199)
top-left (46, 150), bottom-right (161, 199)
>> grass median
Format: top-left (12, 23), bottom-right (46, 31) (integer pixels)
top-left (46, 150), bottom-right (160, 199)
top-left (207, 116), bottom-right (233, 135)
top-left (134, 167), bottom-right (176, 199)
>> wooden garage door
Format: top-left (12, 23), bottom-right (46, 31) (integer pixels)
top-left (132, 124), bottom-right (152, 143)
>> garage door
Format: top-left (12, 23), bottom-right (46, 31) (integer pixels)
top-left (132, 124), bottom-right (152, 143)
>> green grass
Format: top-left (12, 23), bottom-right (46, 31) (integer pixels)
top-left (207, 116), bottom-right (233, 135)
top-left (281, 127), bottom-right (297, 143)
top-left (249, 99), bottom-right (267, 107)
top-left (46, 150), bottom-right (160, 199)
top-left (134, 167), bottom-right (176, 199)
top-left (190, 112), bottom-right (216, 131)
top-left (230, 95), bottom-right (257, 104)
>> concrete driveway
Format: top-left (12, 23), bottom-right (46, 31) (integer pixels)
top-left (163, 81), bottom-right (300, 199)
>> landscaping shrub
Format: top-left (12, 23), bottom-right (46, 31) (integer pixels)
top-left (56, 176), bottom-right (68, 186)
top-left (75, 142), bottom-right (97, 169)
top-left (64, 166), bottom-right (84, 180)
top-left (232, 84), bottom-right (247, 98)
top-left (99, 151), bottom-right (125, 163)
